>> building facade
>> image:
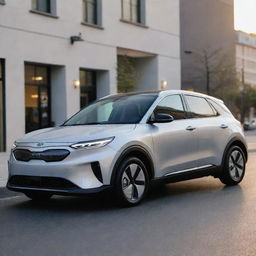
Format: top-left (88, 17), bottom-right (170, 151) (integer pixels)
top-left (236, 31), bottom-right (256, 87)
top-left (180, 0), bottom-right (236, 93)
top-left (0, 0), bottom-right (181, 186)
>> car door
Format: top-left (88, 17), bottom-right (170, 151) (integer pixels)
top-left (184, 95), bottom-right (231, 168)
top-left (150, 94), bottom-right (199, 178)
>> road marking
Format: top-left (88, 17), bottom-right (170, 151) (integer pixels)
top-left (0, 196), bottom-right (21, 201)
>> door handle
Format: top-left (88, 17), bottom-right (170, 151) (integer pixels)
top-left (186, 126), bottom-right (196, 131)
top-left (220, 124), bottom-right (228, 129)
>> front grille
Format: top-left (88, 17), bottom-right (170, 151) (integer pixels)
top-left (9, 176), bottom-right (79, 190)
top-left (13, 149), bottom-right (70, 162)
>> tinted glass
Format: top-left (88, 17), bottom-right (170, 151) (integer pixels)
top-left (185, 95), bottom-right (217, 118)
top-left (64, 94), bottom-right (157, 125)
top-left (25, 64), bottom-right (51, 133)
top-left (154, 95), bottom-right (186, 120)
top-left (208, 99), bottom-right (231, 115)
top-left (0, 59), bottom-right (5, 152)
top-left (80, 70), bottom-right (97, 108)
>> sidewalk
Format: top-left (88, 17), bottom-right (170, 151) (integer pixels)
top-left (247, 143), bottom-right (256, 152)
top-left (245, 130), bottom-right (256, 153)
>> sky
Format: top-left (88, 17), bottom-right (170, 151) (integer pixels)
top-left (235, 0), bottom-right (256, 33)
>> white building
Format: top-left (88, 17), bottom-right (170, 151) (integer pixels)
top-left (236, 31), bottom-right (256, 87)
top-left (0, 0), bottom-right (181, 186)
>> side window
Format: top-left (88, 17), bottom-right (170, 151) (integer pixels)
top-left (185, 95), bottom-right (218, 118)
top-left (154, 95), bottom-right (186, 120)
top-left (207, 99), bottom-right (231, 115)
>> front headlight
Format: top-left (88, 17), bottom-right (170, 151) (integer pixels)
top-left (12, 142), bottom-right (17, 150)
top-left (70, 137), bottom-right (114, 150)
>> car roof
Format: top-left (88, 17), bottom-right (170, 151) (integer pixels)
top-left (159, 90), bottom-right (223, 103)
top-left (105, 90), bottom-right (223, 104)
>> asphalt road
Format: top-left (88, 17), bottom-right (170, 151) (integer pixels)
top-left (0, 152), bottom-right (256, 256)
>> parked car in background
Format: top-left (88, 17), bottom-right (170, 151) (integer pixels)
top-left (7, 90), bottom-right (248, 206)
top-left (244, 120), bottom-right (256, 131)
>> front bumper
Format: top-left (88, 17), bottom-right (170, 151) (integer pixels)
top-left (7, 176), bottom-right (111, 196)
top-left (8, 145), bottom-right (117, 194)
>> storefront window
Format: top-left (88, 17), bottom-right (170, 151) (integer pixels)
top-left (25, 64), bottom-right (51, 133)
top-left (0, 59), bottom-right (5, 152)
top-left (80, 69), bottom-right (97, 108)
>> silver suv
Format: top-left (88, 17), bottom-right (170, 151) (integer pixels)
top-left (7, 90), bottom-right (248, 206)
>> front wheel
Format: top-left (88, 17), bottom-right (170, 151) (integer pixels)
top-left (219, 145), bottom-right (246, 186)
top-left (25, 191), bottom-right (53, 201)
top-left (114, 157), bottom-right (149, 207)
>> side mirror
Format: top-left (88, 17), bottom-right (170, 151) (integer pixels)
top-left (148, 113), bottom-right (174, 124)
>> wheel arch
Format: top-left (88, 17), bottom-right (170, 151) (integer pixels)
top-left (222, 137), bottom-right (248, 166)
top-left (110, 145), bottom-right (155, 185)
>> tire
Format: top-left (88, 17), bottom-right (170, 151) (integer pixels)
top-left (219, 145), bottom-right (246, 186)
top-left (114, 157), bottom-right (149, 207)
top-left (25, 191), bottom-right (53, 201)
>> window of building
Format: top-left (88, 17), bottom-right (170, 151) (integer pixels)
top-left (80, 70), bottom-right (97, 108)
top-left (32, 0), bottom-right (57, 15)
top-left (154, 95), bottom-right (186, 120)
top-left (0, 59), bottom-right (5, 152)
top-left (121, 0), bottom-right (145, 24)
top-left (185, 95), bottom-right (218, 118)
top-left (25, 64), bottom-right (51, 133)
top-left (83, 0), bottom-right (98, 25)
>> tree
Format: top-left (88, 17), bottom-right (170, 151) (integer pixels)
top-left (185, 48), bottom-right (242, 116)
top-left (117, 55), bottom-right (139, 93)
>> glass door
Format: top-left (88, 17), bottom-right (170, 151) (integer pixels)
top-left (0, 59), bottom-right (5, 152)
top-left (80, 69), bottom-right (97, 108)
top-left (25, 64), bottom-right (51, 133)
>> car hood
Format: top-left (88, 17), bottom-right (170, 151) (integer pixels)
top-left (16, 125), bottom-right (136, 144)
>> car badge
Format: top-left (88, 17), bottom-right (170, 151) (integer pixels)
top-left (37, 142), bottom-right (44, 147)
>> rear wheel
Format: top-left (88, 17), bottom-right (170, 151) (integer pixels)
top-left (25, 191), bottom-right (53, 201)
top-left (219, 145), bottom-right (246, 186)
top-left (114, 157), bottom-right (149, 206)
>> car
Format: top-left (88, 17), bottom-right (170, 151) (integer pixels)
top-left (244, 120), bottom-right (256, 131)
top-left (7, 90), bottom-right (248, 206)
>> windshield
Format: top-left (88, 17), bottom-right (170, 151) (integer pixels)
top-left (63, 94), bottom-right (157, 126)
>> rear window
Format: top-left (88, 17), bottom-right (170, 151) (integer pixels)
top-left (185, 95), bottom-right (218, 118)
top-left (207, 99), bottom-right (232, 115)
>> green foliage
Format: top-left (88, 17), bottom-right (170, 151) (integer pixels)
top-left (117, 56), bottom-right (138, 93)
top-left (210, 65), bottom-right (241, 116)
top-left (237, 84), bottom-right (256, 121)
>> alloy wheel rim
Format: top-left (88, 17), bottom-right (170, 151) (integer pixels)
top-left (229, 150), bottom-right (244, 181)
top-left (122, 163), bottom-right (146, 203)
